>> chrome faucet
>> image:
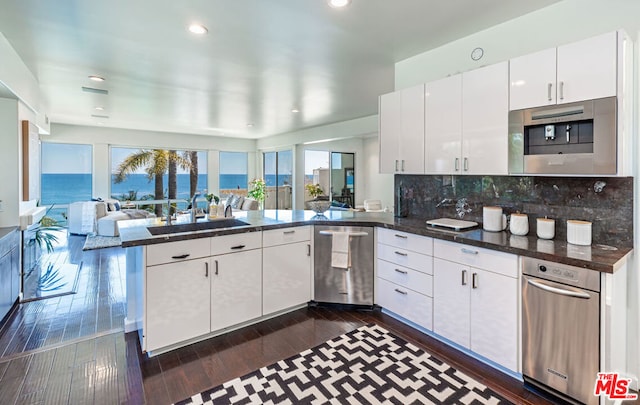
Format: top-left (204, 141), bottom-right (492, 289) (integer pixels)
top-left (190, 192), bottom-right (201, 223)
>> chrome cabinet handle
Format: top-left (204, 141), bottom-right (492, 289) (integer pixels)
top-left (547, 83), bottom-right (553, 101)
top-left (230, 245), bottom-right (245, 250)
top-left (461, 248), bottom-right (478, 255)
top-left (401, 160), bottom-right (405, 171)
top-left (171, 253), bottom-right (190, 259)
top-left (394, 268), bottom-right (408, 274)
top-left (461, 269), bottom-right (467, 286)
top-left (394, 160), bottom-right (399, 172)
top-left (472, 272), bottom-right (478, 289)
top-left (394, 251), bottom-right (408, 256)
top-left (205, 262), bottom-right (209, 277)
top-left (283, 230), bottom-right (295, 234)
top-left (527, 278), bottom-right (591, 299)
top-left (394, 288), bottom-right (408, 295)
top-left (214, 260), bottom-right (219, 275)
top-left (455, 157), bottom-right (460, 171)
top-left (394, 234), bottom-right (408, 239)
top-left (307, 244), bottom-right (311, 257)
top-left (463, 157), bottom-right (469, 172)
top-left (559, 81), bottom-right (564, 100)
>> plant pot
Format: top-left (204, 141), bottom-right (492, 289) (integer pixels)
top-left (305, 199), bottom-right (331, 214)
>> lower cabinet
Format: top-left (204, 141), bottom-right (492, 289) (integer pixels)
top-left (145, 258), bottom-right (211, 352)
top-left (262, 241), bottom-right (311, 315)
top-left (211, 248), bottom-right (262, 331)
top-left (433, 240), bottom-right (518, 372)
top-left (376, 277), bottom-right (433, 330)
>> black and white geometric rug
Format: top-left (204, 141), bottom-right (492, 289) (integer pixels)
top-left (174, 324), bottom-right (512, 405)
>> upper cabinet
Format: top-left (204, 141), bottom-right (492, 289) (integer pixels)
top-left (424, 62), bottom-right (508, 175)
top-left (379, 84), bottom-right (425, 174)
top-left (510, 31), bottom-right (618, 110)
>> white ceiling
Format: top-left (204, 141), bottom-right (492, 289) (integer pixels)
top-left (0, 0), bottom-right (561, 139)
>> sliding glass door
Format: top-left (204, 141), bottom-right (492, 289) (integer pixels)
top-left (263, 151), bottom-right (292, 209)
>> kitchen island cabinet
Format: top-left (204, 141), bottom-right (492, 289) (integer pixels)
top-left (262, 226), bottom-right (311, 315)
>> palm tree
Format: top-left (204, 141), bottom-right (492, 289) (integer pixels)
top-left (114, 149), bottom-right (195, 216)
top-left (186, 151), bottom-right (198, 198)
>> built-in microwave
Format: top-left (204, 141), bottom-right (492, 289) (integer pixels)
top-left (508, 96), bottom-right (617, 175)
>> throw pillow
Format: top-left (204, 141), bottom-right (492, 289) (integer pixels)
top-left (232, 196), bottom-right (244, 209)
top-left (113, 201), bottom-right (121, 211)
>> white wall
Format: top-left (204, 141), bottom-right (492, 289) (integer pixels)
top-left (362, 135), bottom-right (394, 210)
top-left (47, 123), bottom-right (258, 199)
top-left (394, 0), bottom-right (640, 386)
top-left (0, 98), bottom-right (19, 227)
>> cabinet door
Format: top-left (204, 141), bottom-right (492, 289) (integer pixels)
top-left (509, 47), bottom-right (557, 110)
top-left (433, 258), bottom-right (470, 348)
top-left (211, 249), bottom-right (262, 331)
top-left (10, 247), bottom-right (20, 303)
top-left (379, 91), bottom-right (402, 173)
top-left (470, 268), bottom-right (518, 372)
top-left (398, 84), bottom-right (425, 174)
top-left (557, 31), bottom-right (617, 104)
top-left (462, 62), bottom-right (509, 175)
top-left (425, 75), bottom-right (462, 173)
top-left (263, 241), bottom-right (311, 315)
top-left (145, 258), bottom-right (210, 351)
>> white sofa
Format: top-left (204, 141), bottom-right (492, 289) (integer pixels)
top-left (68, 200), bottom-right (155, 237)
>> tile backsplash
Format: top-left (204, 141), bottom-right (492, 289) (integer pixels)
top-left (395, 175), bottom-right (633, 247)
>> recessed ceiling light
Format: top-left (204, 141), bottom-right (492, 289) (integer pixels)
top-left (291, 108), bottom-right (300, 113)
top-left (328, 0), bottom-right (351, 8)
top-left (94, 106), bottom-right (104, 111)
top-left (188, 23), bottom-right (208, 35)
top-left (89, 75), bottom-right (105, 82)
top-left (247, 123), bottom-right (254, 127)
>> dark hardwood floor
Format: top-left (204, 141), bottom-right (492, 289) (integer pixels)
top-left (0, 232), bottom-right (595, 404)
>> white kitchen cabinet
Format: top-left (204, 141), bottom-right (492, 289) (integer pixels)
top-left (211, 248), bottom-right (262, 331)
top-left (510, 31), bottom-right (618, 110)
top-left (433, 240), bottom-right (518, 372)
top-left (263, 227), bottom-right (311, 315)
top-left (461, 62), bottom-right (509, 175)
top-left (379, 84), bottom-right (425, 174)
top-left (425, 75), bottom-right (462, 174)
top-left (376, 228), bottom-right (433, 330)
top-left (145, 258), bottom-right (210, 352)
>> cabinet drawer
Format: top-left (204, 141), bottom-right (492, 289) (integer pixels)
top-left (377, 259), bottom-right (432, 297)
top-left (376, 278), bottom-right (432, 330)
top-left (210, 231), bottom-right (262, 256)
top-left (146, 238), bottom-right (210, 267)
top-left (262, 226), bottom-right (310, 247)
top-left (433, 239), bottom-right (517, 278)
top-left (377, 243), bottom-right (432, 274)
top-left (377, 228), bottom-right (433, 255)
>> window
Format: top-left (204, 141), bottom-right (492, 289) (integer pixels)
top-left (304, 150), bottom-right (355, 208)
top-left (41, 142), bottom-right (93, 225)
top-left (219, 152), bottom-right (248, 197)
top-left (304, 150), bottom-right (330, 199)
top-left (110, 147), bottom-right (207, 214)
top-left (263, 150), bottom-right (292, 209)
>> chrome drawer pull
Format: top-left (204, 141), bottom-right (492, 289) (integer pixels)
top-left (394, 251), bottom-right (408, 256)
top-left (394, 268), bottom-right (408, 274)
top-left (472, 272), bottom-right (478, 289)
top-left (283, 230), bottom-right (295, 234)
top-left (205, 262), bottom-right (209, 277)
top-left (394, 234), bottom-right (408, 239)
top-left (171, 254), bottom-right (190, 259)
top-left (214, 260), bottom-right (219, 275)
top-left (461, 269), bottom-right (467, 286)
top-left (394, 288), bottom-right (408, 295)
top-left (461, 248), bottom-right (478, 255)
top-left (230, 245), bottom-right (246, 250)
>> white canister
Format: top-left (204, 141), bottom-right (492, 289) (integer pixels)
top-left (567, 220), bottom-right (592, 246)
top-left (536, 217), bottom-right (555, 240)
top-left (509, 213), bottom-right (529, 236)
top-left (483, 206), bottom-right (507, 232)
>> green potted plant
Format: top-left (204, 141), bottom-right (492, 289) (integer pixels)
top-left (305, 183), bottom-right (330, 214)
top-left (248, 178), bottom-right (267, 209)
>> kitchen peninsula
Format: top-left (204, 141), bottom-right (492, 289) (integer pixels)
top-left (120, 208), bottom-right (631, 382)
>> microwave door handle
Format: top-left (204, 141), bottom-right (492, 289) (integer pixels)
top-left (526, 278), bottom-right (591, 299)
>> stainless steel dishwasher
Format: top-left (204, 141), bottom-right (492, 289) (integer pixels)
top-left (522, 257), bottom-right (600, 405)
top-left (313, 225), bottom-right (374, 306)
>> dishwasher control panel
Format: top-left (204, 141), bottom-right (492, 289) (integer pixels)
top-left (522, 257), bottom-right (600, 292)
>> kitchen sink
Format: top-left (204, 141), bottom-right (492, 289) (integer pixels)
top-left (147, 219), bottom-right (250, 235)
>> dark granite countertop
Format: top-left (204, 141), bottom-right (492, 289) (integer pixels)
top-left (118, 210), bottom-right (632, 274)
